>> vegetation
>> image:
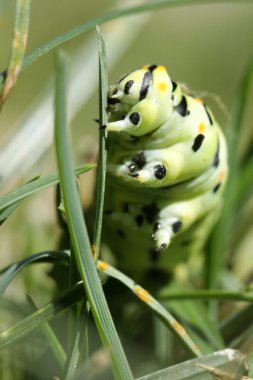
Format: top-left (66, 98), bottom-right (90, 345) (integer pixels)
top-left (0, 1), bottom-right (253, 379)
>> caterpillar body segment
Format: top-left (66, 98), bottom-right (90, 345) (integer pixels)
top-left (103, 64), bottom-right (228, 276)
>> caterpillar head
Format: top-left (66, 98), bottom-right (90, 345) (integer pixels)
top-left (107, 65), bottom-right (174, 119)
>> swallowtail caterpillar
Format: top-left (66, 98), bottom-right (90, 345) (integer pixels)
top-left (103, 64), bottom-right (228, 278)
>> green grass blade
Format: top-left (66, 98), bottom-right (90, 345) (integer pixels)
top-left (0, 0), bottom-right (31, 107)
top-left (0, 164), bottom-right (95, 213)
top-left (206, 58), bottom-right (253, 290)
top-left (0, 282), bottom-right (84, 350)
top-left (4, 264), bottom-right (251, 359)
top-left (62, 302), bottom-right (88, 380)
top-left (41, 321), bottom-right (67, 369)
top-left (159, 282), bottom-right (224, 351)
top-left (0, 203), bottom-right (20, 225)
top-left (163, 298), bottom-right (223, 351)
top-left (0, 250), bottom-right (70, 296)
top-left (220, 303), bottom-right (253, 343)
top-left (63, 28), bottom-right (108, 376)
top-left (97, 261), bottom-right (202, 357)
top-left (66, 247), bottom-right (88, 379)
top-left (235, 150), bottom-right (253, 204)
top-left (27, 295), bottom-right (66, 369)
top-left (0, 0), bottom-right (249, 80)
top-left (136, 349), bottom-right (247, 380)
top-left (221, 58), bottom-right (253, 242)
top-left (54, 50), bottom-right (133, 379)
top-left (158, 288), bottom-right (253, 303)
top-left (92, 27), bottom-right (108, 261)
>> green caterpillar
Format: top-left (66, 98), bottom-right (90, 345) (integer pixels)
top-left (103, 64), bottom-right (228, 278)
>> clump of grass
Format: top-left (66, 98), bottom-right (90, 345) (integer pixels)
top-left (0, 1), bottom-right (253, 379)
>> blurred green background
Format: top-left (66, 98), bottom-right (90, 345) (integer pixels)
top-left (0, 0), bottom-right (253, 378)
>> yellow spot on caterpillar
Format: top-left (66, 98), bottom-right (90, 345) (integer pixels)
top-left (135, 286), bottom-right (151, 303)
top-left (156, 65), bottom-right (166, 72)
top-left (142, 64), bottom-right (149, 70)
top-left (218, 170), bottom-right (225, 181)
top-left (195, 97), bottom-right (204, 104)
top-left (91, 244), bottom-right (96, 257)
top-left (171, 320), bottom-right (187, 336)
top-left (157, 82), bottom-right (167, 92)
top-left (98, 261), bottom-right (109, 271)
top-left (198, 122), bottom-right (206, 133)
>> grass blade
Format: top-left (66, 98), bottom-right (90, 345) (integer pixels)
top-left (0, 257), bottom-right (202, 361)
top-left (0, 250), bottom-right (70, 296)
top-left (0, 0), bottom-right (31, 107)
top-left (0, 0), bottom-right (249, 81)
top-left (27, 295), bottom-right (66, 369)
top-left (206, 58), bottom-right (253, 290)
top-left (62, 26), bottom-right (108, 376)
top-left (235, 152), bottom-right (253, 205)
top-left (0, 202), bottom-right (20, 225)
top-left (0, 282), bottom-right (84, 351)
top-left (6, 259), bottom-right (251, 358)
top-left (0, 13), bottom-right (149, 188)
top-left (158, 288), bottom-right (253, 303)
top-left (220, 303), bottom-right (253, 343)
top-left (136, 349), bottom-right (247, 380)
top-left (97, 261), bottom-right (202, 357)
top-left (54, 50), bottom-right (133, 379)
top-left (92, 27), bottom-right (108, 261)
top-left (0, 164), bottom-right (95, 213)
top-left (0, 164), bottom-right (94, 225)
top-left (62, 302), bottom-right (88, 380)
top-left (164, 299), bottom-right (223, 352)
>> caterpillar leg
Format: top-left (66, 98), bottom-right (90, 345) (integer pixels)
top-left (151, 192), bottom-right (220, 252)
top-left (107, 98), bottom-right (171, 136)
top-left (152, 217), bottom-right (181, 252)
top-left (107, 149), bottom-right (185, 187)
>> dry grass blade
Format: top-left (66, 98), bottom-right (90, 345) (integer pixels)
top-left (196, 363), bottom-right (251, 380)
top-left (0, 0), bottom-right (31, 107)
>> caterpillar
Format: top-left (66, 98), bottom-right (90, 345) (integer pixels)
top-left (102, 64), bottom-right (228, 279)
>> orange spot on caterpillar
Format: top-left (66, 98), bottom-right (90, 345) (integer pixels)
top-left (218, 170), bottom-right (225, 181)
top-left (171, 320), bottom-right (187, 336)
top-left (198, 122), bottom-right (206, 133)
top-left (91, 244), bottom-right (96, 257)
top-left (195, 97), bottom-right (204, 104)
top-left (135, 286), bottom-right (151, 303)
top-left (157, 82), bottom-right (167, 91)
top-left (98, 261), bottom-right (109, 271)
